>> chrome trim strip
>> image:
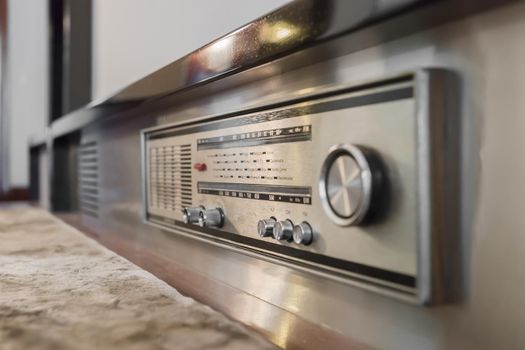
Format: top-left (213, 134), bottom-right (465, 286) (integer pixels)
top-left (415, 69), bottom-right (432, 304)
top-left (0, 0), bottom-right (8, 192)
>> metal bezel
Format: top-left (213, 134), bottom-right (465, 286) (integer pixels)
top-left (319, 144), bottom-right (373, 226)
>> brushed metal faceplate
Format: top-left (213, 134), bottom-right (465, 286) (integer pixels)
top-left (142, 71), bottom-right (457, 303)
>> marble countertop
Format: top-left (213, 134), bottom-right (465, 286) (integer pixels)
top-left (0, 207), bottom-right (278, 350)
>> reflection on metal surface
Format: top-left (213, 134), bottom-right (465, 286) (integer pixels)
top-left (259, 21), bottom-right (301, 43)
top-left (328, 155), bottom-right (363, 217)
top-left (204, 36), bottom-right (234, 72)
top-left (272, 312), bottom-right (295, 348)
top-left (184, 1), bottom-right (328, 88)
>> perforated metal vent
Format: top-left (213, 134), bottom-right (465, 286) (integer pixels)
top-left (78, 141), bottom-right (99, 217)
top-left (149, 144), bottom-right (192, 211)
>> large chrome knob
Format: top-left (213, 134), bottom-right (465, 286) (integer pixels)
top-left (273, 219), bottom-right (294, 241)
top-left (319, 144), bottom-right (383, 226)
top-left (198, 208), bottom-right (224, 228)
top-left (181, 206), bottom-right (204, 224)
top-left (257, 218), bottom-right (276, 237)
top-left (293, 222), bottom-right (313, 245)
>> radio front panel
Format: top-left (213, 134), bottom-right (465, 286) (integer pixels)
top-left (142, 71), bottom-right (457, 304)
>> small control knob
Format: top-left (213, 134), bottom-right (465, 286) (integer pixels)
top-left (257, 218), bottom-right (276, 237)
top-left (293, 222), bottom-right (313, 245)
top-left (198, 208), bottom-right (224, 228)
top-left (181, 206), bottom-right (204, 224)
top-left (273, 219), bottom-right (294, 241)
top-left (319, 144), bottom-right (383, 226)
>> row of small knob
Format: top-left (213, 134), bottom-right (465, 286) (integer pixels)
top-left (182, 206), bottom-right (224, 228)
top-left (258, 218), bottom-right (313, 245)
top-left (183, 207), bottom-right (313, 245)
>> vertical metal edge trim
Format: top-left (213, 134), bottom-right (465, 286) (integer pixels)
top-left (0, 0), bottom-right (8, 192)
top-left (46, 131), bottom-right (54, 211)
top-left (61, 0), bottom-right (71, 114)
top-left (415, 67), bottom-right (462, 305)
top-left (426, 69), bottom-right (463, 304)
top-left (38, 128), bottom-right (51, 209)
top-left (140, 129), bottom-right (149, 224)
top-left (415, 69), bottom-right (432, 305)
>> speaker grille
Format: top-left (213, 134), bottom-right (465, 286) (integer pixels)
top-left (78, 141), bottom-right (99, 217)
top-left (149, 144), bottom-right (192, 211)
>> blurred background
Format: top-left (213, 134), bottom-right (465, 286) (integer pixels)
top-left (0, 0), bottom-right (289, 201)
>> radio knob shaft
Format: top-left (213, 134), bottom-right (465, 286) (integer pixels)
top-left (257, 218), bottom-right (276, 237)
top-left (273, 219), bottom-right (294, 241)
top-left (198, 208), bottom-right (224, 228)
top-left (293, 222), bottom-right (313, 245)
top-left (181, 206), bottom-right (204, 224)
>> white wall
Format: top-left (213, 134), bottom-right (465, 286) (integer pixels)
top-left (92, 0), bottom-right (290, 100)
top-left (7, 0), bottom-right (48, 188)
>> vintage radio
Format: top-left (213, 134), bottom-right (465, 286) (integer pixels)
top-left (142, 70), bottom-right (459, 304)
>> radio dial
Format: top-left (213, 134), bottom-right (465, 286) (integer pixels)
top-left (257, 218), bottom-right (276, 237)
top-left (273, 219), bottom-right (294, 241)
top-left (293, 222), bottom-right (313, 245)
top-left (198, 208), bottom-right (224, 228)
top-left (319, 144), bottom-right (383, 226)
top-left (182, 206), bottom-right (204, 224)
